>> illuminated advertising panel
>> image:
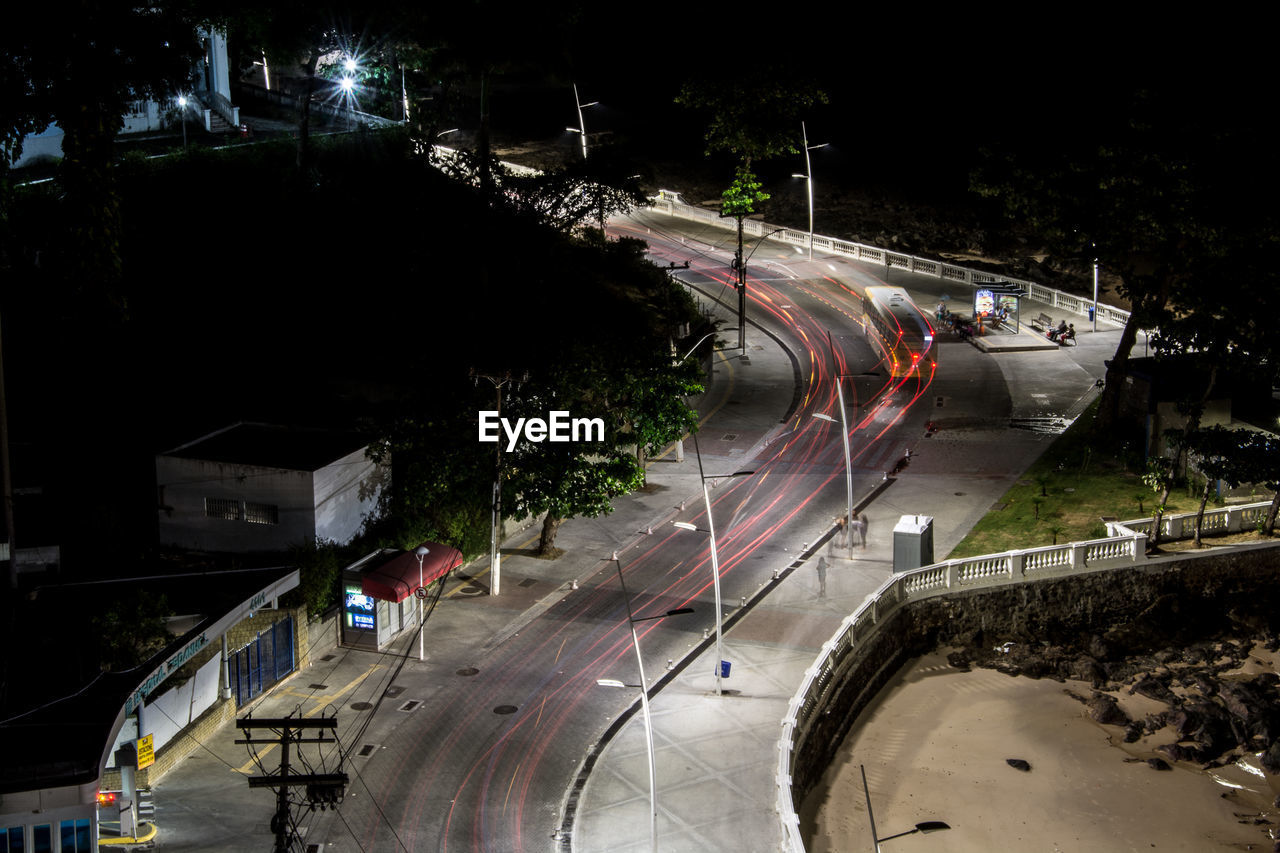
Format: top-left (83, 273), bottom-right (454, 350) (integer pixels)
top-left (345, 587), bottom-right (375, 630)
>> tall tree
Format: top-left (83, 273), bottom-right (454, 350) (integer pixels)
top-left (503, 346), bottom-right (703, 555)
top-left (1178, 426), bottom-right (1252, 548)
top-left (678, 69), bottom-right (825, 345)
top-left (3, 2), bottom-right (204, 304)
top-left (972, 88), bottom-right (1279, 434)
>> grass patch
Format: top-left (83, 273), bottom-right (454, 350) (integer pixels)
top-left (949, 400), bottom-right (1206, 558)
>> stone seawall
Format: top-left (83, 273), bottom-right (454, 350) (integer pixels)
top-left (790, 546), bottom-right (1280, 804)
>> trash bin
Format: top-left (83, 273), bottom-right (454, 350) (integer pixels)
top-left (719, 660), bottom-right (731, 678)
top-left (1088, 306), bottom-right (1095, 322)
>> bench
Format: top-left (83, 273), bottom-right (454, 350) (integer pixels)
top-left (1029, 312), bottom-right (1054, 333)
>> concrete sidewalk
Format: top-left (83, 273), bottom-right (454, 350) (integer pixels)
top-left (147, 235), bottom-right (1122, 852)
top-left (567, 254), bottom-right (1121, 852)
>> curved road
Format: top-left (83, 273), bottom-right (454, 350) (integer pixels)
top-left (200, 211), bottom-right (943, 853)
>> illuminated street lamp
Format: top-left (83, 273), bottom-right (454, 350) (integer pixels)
top-left (673, 435), bottom-right (754, 696)
top-left (672, 330), bottom-right (720, 463)
top-left (567, 83), bottom-right (598, 161)
top-left (819, 333), bottom-right (880, 557)
top-left (861, 764), bottom-right (949, 852)
top-left (597, 559), bottom-right (693, 853)
top-left (791, 121), bottom-right (828, 260)
top-left (177, 95), bottom-right (188, 148)
top-left (413, 546), bottom-right (429, 662)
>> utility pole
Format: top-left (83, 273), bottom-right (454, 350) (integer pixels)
top-left (236, 713), bottom-right (347, 853)
top-left (471, 369), bottom-right (524, 596)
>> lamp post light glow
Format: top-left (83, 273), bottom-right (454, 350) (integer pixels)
top-left (597, 559), bottom-right (693, 853)
top-left (569, 83), bottom-right (599, 161)
top-left (672, 330), bottom-right (720, 463)
top-left (177, 95), bottom-right (187, 148)
top-left (794, 121), bottom-right (829, 261)
top-left (1092, 245), bottom-right (1099, 333)
top-left (822, 331), bottom-right (881, 558)
top-left (414, 545), bottom-right (430, 655)
top-left (673, 436), bottom-right (754, 696)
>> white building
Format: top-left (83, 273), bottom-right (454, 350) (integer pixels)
top-left (156, 423), bottom-right (386, 553)
top-left (12, 28), bottom-right (240, 169)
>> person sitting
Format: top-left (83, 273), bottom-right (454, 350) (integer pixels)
top-left (1059, 323), bottom-right (1076, 345)
top-left (1048, 320), bottom-right (1067, 341)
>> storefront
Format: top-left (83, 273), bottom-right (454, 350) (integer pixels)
top-left (341, 543), bottom-right (463, 651)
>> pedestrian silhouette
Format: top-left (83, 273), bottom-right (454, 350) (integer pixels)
top-left (851, 513), bottom-right (868, 548)
top-left (816, 556), bottom-right (828, 598)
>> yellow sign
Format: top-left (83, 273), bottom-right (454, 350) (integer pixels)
top-left (137, 734), bottom-right (155, 770)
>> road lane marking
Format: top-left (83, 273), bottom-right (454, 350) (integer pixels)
top-left (234, 664), bottom-right (383, 774)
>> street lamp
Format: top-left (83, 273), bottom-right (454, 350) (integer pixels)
top-left (413, 546), bottom-right (429, 662)
top-left (567, 83), bottom-right (598, 161)
top-left (177, 95), bottom-right (188, 148)
top-left (817, 335), bottom-right (881, 557)
top-left (472, 369), bottom-right (524, 596)
top-left (861, 765), bottom-right (949, 852)
top-left (597, 559), bottom-right (693, 853)
top-left (672, 434), bottom-right (754, 696)
top-left (671, 330), bottom-right (721, 463)
top-left (792, 121), bottom-right (828, 261)
top-left (1091, 244), bottom-right (1099, 333)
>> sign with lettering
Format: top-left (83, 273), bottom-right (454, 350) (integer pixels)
top-left (137, 734), bottom-right (155, 770)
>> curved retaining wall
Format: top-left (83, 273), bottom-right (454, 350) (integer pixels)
top-left (774, 501), bottom-right (1279, 851)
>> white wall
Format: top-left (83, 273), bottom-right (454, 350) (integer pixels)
top-left (141, 655), bottom-right (222, 751)
top-left (313, 449), bottom-right (383, 545)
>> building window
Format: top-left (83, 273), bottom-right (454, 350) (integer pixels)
top-left (58, 820), bottom-right (90, 852)
top-left (244, 502), bottom-right (279, 525)
top-left (2, 825), bottom-right (25, 853)
top-left (205, 498), bottom-right (242, 521)
top-left (32, 825), bottom-right (50, 853)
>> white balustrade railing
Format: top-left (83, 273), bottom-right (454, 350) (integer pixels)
top-left (774, 500), bottom-right (1276, 852)
top-left (651, 190), bottom-right (1131, 329)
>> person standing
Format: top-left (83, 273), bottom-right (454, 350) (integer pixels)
top-left (851, 513), bottom-right (868, 548)
top-left (816, 556), bottom-right (828, 598)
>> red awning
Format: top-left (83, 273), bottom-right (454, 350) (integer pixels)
top-left (361, 542), bottom-right (463, 603)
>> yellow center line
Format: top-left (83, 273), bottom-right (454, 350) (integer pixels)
top-left (234, 664), bottom-right (383, 774)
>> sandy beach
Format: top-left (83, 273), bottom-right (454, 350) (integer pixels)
top-left (800, 652), bottom-right (1280, 852)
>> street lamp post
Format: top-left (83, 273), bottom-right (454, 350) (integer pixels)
top-left (792, 121), bottom-right (828, 261)
top-left (597, 559), bottom-right (693, 853)
top-left (819, 331), bottom-right (881, 557)
top-left (413, 546), bottom-right (429, 662)
top-left (672, 330), bottom-right (720, 463)
top-left (472, 369), bottom-right (522, 596)
top-left (1092, 245), bottom-right (1099, 333)
top-left (567, 83), bottom-right (598, 161)
top-left (177, 96), bottom-right (188, 148)
top-left (814, 403), bottom-right (854, 558)
top-left (673, 434), bottom-right (754, 696)
top-left (860, 764), bottom-right (950, 852)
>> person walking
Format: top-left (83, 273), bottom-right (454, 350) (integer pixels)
top-left (816, 556), bottom-right (828, 598)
